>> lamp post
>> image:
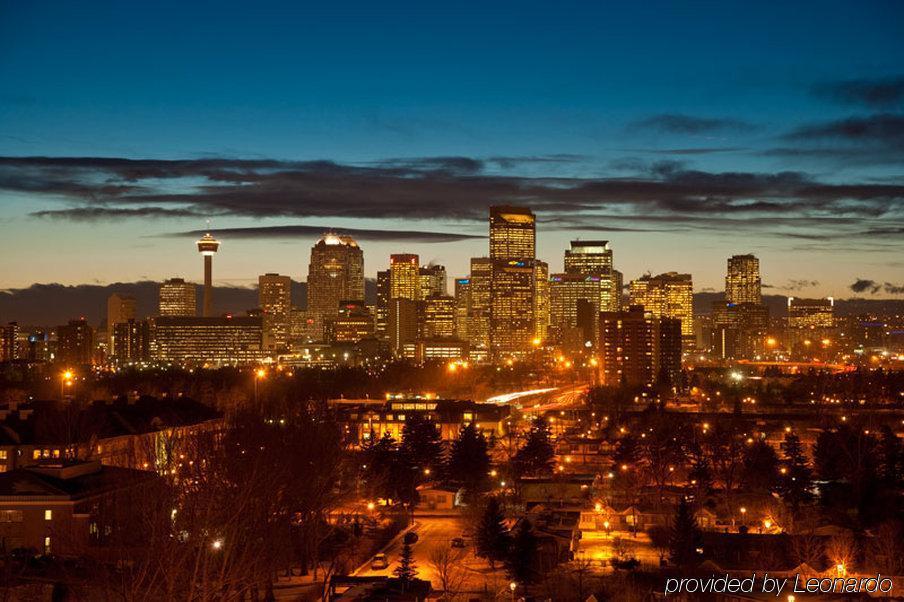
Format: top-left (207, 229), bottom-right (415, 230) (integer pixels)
top-left (60, 370), bottom-right (73, 400)
top-left (254, 368), bottom-right (266, 408)
top-left (509, 581), bottom-right (517, 601)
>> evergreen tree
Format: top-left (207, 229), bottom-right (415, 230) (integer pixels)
top-left (475, 496), bottom-right (510, 570)
top-left (669, 498), bottom-right (703, 568)
top-left (687, 454), bottom-right (714, 497)
top-left (741, 439), bottom-right (780, 494)
top-left (512, 417), bottom-right (555, 477)
top-left (505, 519), bottom-right (538, 589)
top-left (446, 423), bottom-right (490, 493)
top-left (778, 433), bottom-right (814, 510)
top-left (400, 413), bottom-right (444, 474)
top-left (394, 537), bottom-right (418, 586)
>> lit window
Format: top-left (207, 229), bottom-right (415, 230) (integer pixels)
top-left (33, 450), bottom-right (41, 460)
top-left (45, 510), bottom-right (52, 520)
top-left (0, 450), bottom-right (7, 460)
top-left (44, 536), bottom-right (51, 554)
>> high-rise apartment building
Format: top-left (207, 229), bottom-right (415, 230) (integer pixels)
top-left (57, 318), bottom-right (94, 366)
top-left (534, 260), bottom-right (549, 342)
top-left (159, 278), bottom-right (197, 317)
top-left (0, 322), bottom-right (19, 362)
top-left (390, 254), bottom-right (420, 301)
top-left (107, 293), bottom-right (137, 352)
top-left (306, 233), bottom-right (365, 341)
top-left (112, 319), bottom-right (150, 363)
top-left (726, 254), bottom-right (761, 305)
top-left (489, 206), bottom-right (537, 358)
top-left (599, 306), bottom-right (682, 387)
top-left (258, 273), bottom-right (292, 350)
top-left (629, 272), bottom-right (694, 348)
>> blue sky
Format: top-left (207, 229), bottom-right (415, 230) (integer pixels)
top-left (1, 0), bottom-right (903, 296)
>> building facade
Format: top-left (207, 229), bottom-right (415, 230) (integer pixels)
top-left (306, 233), bottom-right (365, 341)
top-left (159, 278), bottom-right (197, 317)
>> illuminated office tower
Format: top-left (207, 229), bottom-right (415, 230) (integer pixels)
top-left (726, 254), bottom-right (761, 304)
top-left (604, 270), bottom-right (623, 313)
top-left (453, 278), bottom-right (471, 341)
top-left (332, 301), bottom-right (374, 343)
top-left (629, 272), bottom-right (694, 348)
top-left (106, 293), bottom-right (136, 351)
top-left (422, 295), bottom-right (456, 339)
top-left (534, 260), bottom-right (549, 342)
top-left (419, 264), bottom-right (447, 299)
top-left (149, 316), bottom-right (263, 366)
top-left (549, 273), bottom-right (602, 348)
top-left (564, 240), bottom-right (613, 275)
top-left (467, 257), bottom-right (492, 352)
top-left (490, 206), bottom-right (535, 259)
top-left (306, 233), bottom-right (365, 340)
top-left (388, 298), bottom-right (419, 355)
top-left (57, 318), bottom-right (94, 366)
top-left (0, 322), bottom-right (19, 361)
top-left (489, 206), bottom-right (537, 358)
top-left (787, 297), bottom-right (835, 358)
top-left (258, 273), bottom-right (292, 350)
top-left (390, 254), bottom-right (421, 301)
top-left (159, 278), bottom-right (197, 317)
top-left (196, 232), bottom-right (220, 317)
top-left (375, 270), bottom-right (390, 341)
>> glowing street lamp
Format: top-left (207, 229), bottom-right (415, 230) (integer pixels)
top-left (254, 368), bottom-right (266, 406)
top-left (60, 370), bottom-right (74, 400)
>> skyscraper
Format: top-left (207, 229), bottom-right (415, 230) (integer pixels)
top-left (388, 298), bottom-right (419, 355)
top-left (419, 264), bottom-right (447, 299)
top-left (107, 293), bottom-right (136, 351)
top-left (258, 273), bottom-right (292, 350)
top-left (306, 233), bottom-right (365, 341)
top-left (564, 240), bottom-right (612, 275)
top-left (629, 272), bottom-right (694, 348)
top-left (726, 254), bottom-right (761, 304)
top-left (196, 232), bottom-right (220, 317)
top-left (159, 278), bottom-right (197, 317)
top-left (0, 322), bottom-right (19, 362)
top-left (787, 297), bottom-right (835, 358)
top-left (549, 273), bottom-right (602, 348)
top-left (421, 295), bottom-right (456, 339)
top-left (375, 269), bottom-right (391, 341)
top-left (489, 206), bottom-right (538, 358)
top-left (468, 257), bottom-right (492, 353)
top-left (534, 260), bottom-right (549, 342)
top-left (599, 306), bottom-right (682, 387)
top-left (453, 278), bottom-right (470, 341)
top-left (57, 318), bottom-right (94, 366)
top-left (390, 254), bottom-right (420, 301)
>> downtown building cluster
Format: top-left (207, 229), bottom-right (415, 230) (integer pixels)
top-left (2, 204), bottom-right (880, 381)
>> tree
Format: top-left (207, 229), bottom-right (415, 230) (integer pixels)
top-left (778, 433), bottom-right (813, 511)
top-left (400, 413), bottom-right (444, 475)
top-left (427, 545), bottom-right (467, 600)
top-left (741, 439), bottom-right (779, 494)
top-left (474, 496), bottom-right (511, 570)
top-left (647, 525), bottom-right (671, 564)
top-left (512, 417), bottom-right (555, 477)
top-left (394, 534), bottom-right (419, 586)
top-left (446, 423), bottom-right (490, 494)
top-left (505, 519), bottom-right (538, 590)
top-left (669, 499), bottom-right (703, 568)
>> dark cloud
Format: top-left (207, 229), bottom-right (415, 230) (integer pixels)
top-left (165, 224), bottom-right (485, 243)
top-left (783, 279), bottom-right (820, 291)
top-left (849, 278), bottom-right (881, 294)
top-left (2, 156), bottom-right (903, 241)
top-left (884, 282), bottom-right (904, 295)
top-left (783, 114), bottom-right (904, 148)
top-left (813, 76), bottom-right (904, 109)
top-left (629, 114), bottom-right (757, 134)
top-left (32, 207), bottom-right (206, 220)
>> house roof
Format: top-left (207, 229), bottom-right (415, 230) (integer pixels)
top-left (0, 463), bottom-right (157, 501)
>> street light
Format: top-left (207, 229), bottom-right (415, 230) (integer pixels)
top-left (254, 368), bottom-right (266, 406)
top-left (60, 370), bottom-right (74, 400)
top-left (509, 581), bottom-right (517, 601)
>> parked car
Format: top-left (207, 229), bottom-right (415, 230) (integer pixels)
top-left (370, 553), bottom-right (389, 570)
top-left (451, 537), bottom-right (466, 548)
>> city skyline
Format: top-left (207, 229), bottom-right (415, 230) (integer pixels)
top-left (1, 2), bottom-right (903, 296)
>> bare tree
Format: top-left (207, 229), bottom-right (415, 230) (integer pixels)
top-left (427, 545), bottom-right (467, 600)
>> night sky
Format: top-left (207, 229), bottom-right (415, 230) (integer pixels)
top-left (1, 1), bottom-right (903, 297)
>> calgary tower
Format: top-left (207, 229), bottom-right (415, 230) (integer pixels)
top-left (196, 231), bottom-right (220, 317)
